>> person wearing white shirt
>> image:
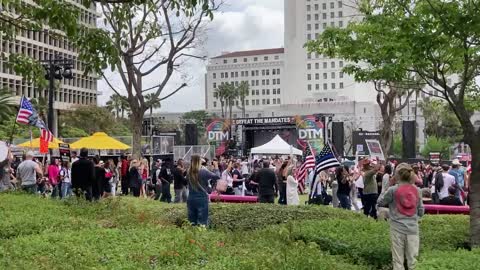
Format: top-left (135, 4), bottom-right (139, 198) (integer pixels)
top-left (431, 165), bottom-right (456, 200)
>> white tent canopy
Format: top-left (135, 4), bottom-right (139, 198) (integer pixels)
top-left (250, 135), bottom-right (303, 155)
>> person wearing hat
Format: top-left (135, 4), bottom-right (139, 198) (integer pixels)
top-left (362, 159), bottom-right (381, 219)
top-left (16, 151), bottom-right (43, 194)
top-left (448, 159), bottom-right (465, 202)
top-left (378, 163), bottom-right (425, 270)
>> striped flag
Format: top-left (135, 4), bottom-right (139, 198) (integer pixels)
top-left (315, 143), bottom-right (341, 175)
top-left (296, 143), bottom-right (315, 193)
top-left (16, 96), bottom-right (36, 125)
top-left (41, 128), bottom-right (54, 143)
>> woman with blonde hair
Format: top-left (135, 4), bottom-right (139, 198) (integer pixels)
top-left (128, 159), bottom-right (142, 197)
top-left (186, 155), bottom-right (220, 226)
top-left (139, 159), bottom-right (149, 198)
top-left (286, 164), bottom-right (299, 205)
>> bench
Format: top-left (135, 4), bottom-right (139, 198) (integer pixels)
top-left (424, 204), bottom-right (470, 215)
top-left (209, 194), bottom-right (258, 203)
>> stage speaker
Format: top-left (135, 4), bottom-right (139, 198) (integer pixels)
top-left (402, 121), bottom-right (416, 159)
top-left (185, 124), bottom-right (198, 145)
top-left (332, 122), bottom-right (344, 157)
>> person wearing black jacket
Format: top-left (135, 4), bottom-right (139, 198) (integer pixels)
top-left (173, 159), bottom-right (188, 203)
top-left (71, 148), bottom-right (95, 201)
top-left (160, 160), bottom-right (173, 203)
top-left (128, 159), bottom-right (142, 197)
top-left (251, 161), bottom-right (278, 203)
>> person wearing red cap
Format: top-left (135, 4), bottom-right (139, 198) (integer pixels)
top-left (378, 163), bottom-right (424, 270)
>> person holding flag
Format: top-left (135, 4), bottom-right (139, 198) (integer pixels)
top-left (296, 142), bottom-right (315, 194)
top-left (15, 96), bottom-right (54, 146)
top-left (308, 143), bottom-right (341, 205)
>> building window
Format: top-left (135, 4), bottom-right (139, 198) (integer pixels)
top-left (323, 83), bottom-right (328, 90)
top-left (331, 72), bottom-right (336, 79)
top-left (323, 22), bottom-right (327, 28)
top-left (307, 5), bottom-right (311, 11)
top-left (307, 53), bottom-right (312, 59)
top-left (262, 99), bottom-right (265, 105)
top-left (338, 1), bottom-right (343, 8)
top-left (307, 14), bottom-right (311, 21)
top-left (315, 4), bottom-right (319, 10)
top-left (331, 83), bottom-right (336, 89)
top-left (233, 58), bottom-right (237, 63)
top-left (262, 70), bottom-right (265, 76)
top-left (213, 101), bottom-right (217, 107)
top-left (256, 90), bottom-right (259, 95)
top-left (277, 78), bottom-right (280, 84)
top-left (273, 99), bottom-right (277, 104)
top-left (262, 89), bottom-right (265, 95)
top-left (254, 57), bottom-right (258, 61)
top-left (246, 100), bottom-right (249, 105)
top-left (267, 89), bottom-right (270, 95)
top-left (256, 70), bottom-right (259, 76)
top-left (323, 73), bottom-right (327, 79)
top-left (223, 59), bottom-right (227, 64)
top-left (213, 83), bottom-right (217, 88)
top-left (322, 13), bottom-right (327, 19)
top-left (308, 84), bottom-right (312, 91)
top-left (273, 89), bottom-right (276, 94)
top-left (307, 24), bottom-right (311, 30)
top-left (258, 113), bottom-right (262, 117)
top-left (221, 73), bottom-right (224, 79)
top-left (340, 82), bottom-right (344, 89)
top-left (315, 63), bottom-right (319, 69)
top-left (251, 71), bottom-right (255, 76)
top-left (316, 84), bottom-right (320, 90)
top-left (235, 71), bottom-right (238, 77)
top-left (331, 21), bottom-right (335, 27)
top-left (256, 80), bottom-right (259, 85)
top-left (267, 99), bottom-right (270, 105)
top-left (277, 89), bottom-right (280, 94)
top-left (338, 11), bottom-right (343, 17)
top-left (275, 55), bottom-right (279, 60)
top-left (277, 69), bottom-right (280, 74)
top-left (315, 23), bottom-right (319, 30)
top-left (339, 21), bottom-right (343, 27)
top-left (331, 61), bottom-right (336, 68)
top-left (307, 64), bottom-right (312, 70)
top-left (323, 62), bottom-right (328, 68)
top-left (273, 79), bottom-right (276, 85)
top-left (307, 34), bottom-right (312, 40)
top-left (364, 108), bottom-right (367, 113)
top-left (331, 2), bottom-right (335, 8)
top-left (266, 79), bottom-right (270, 85)
top-left (340, 72), bottom-right (344, 78)
top-left (322, 3), bottom-right (327, 9)
top-left (251, 90), bottom-right (255, 95)
top-left (339, 61), bottom-right (344, 67)
top-left (315, 73), bottom-right (320, 80)
top-left (266, 69), bottom-right (270, 76)
top-left (264, 56), bottom-right (269, 61)
top-left (213, 73), bottom-right (216, 79)
top-left (307, 74), bottom-right (312, 80)
top-left (243, 58), bottom-right (247, 62)
top-left (225, 72), bottom-right (228, 78)
top-left (315, 14), bottom-right (319, 20)
top-left (277, 98), bottom-right (280, 104)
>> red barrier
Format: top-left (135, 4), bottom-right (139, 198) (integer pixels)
top-left (209, 194), bottom-right (258, 203)
top-left (424, 204), bottom-right (470, 215)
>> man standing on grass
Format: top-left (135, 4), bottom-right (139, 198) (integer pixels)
top-left (378, 163), bottom-right (424, 270)
top-left (251, 160), bottom-right (278, 203)
top-left (17, 151), bottom-right (43, 194)
top-left (71, 148), bottom-right (95, 201)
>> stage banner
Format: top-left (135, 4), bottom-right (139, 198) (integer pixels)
top-left (206, 119), bottom-right (231, 156)
top-left (294, 115), bottom-right (324, 154)
top-left (365, 139), bottom-right (386, 161)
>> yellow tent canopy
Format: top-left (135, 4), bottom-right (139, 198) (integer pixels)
top-left (70, 132), bottom-right (130, 150)
top-left (17, 137), bottom-right (64, 149)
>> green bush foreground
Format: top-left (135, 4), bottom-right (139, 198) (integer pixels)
top-left (0, 193), bottom-right (477, 269)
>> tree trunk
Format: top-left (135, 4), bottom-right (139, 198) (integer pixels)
top-left (380, 122), bottom-right (393, 156)
top-left (130, 111), bottom-right (144, 159)
top-left (470, 141), bottom-right (480, 247)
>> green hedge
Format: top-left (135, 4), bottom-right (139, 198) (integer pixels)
top-left (417, 249), bottom-right (480, 270)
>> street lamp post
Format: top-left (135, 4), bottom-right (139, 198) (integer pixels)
top-left (40, 55), bottom-right (73, 135)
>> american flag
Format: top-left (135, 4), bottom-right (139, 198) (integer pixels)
top-left (296, 143), bottom-right (315, 193)
top-left (315, 143), bottom-right (341, 174)
top-left (16, 96), bottom-right (54, 142)
top-left (16, 96), bottom-right (36, 125)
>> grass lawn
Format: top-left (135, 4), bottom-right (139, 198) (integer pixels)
top-left (0, 192), bottom-right (477, 269)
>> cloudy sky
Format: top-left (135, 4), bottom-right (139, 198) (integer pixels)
top-left (97, 0), bottom-right (284, 113)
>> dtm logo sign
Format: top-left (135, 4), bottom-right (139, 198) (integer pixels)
top-left (208, 131), bottom-right (229, 141)
top-left (298, 129), bottom-right (323, 140)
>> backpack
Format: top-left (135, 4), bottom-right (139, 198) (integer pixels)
top-left (434, 172), bottom-right (444, 193)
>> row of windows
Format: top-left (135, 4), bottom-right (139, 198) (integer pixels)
top-left (307, 71), bottom-right (344, 80)
top-left (251, 88), bottom-right (281, 96)
top-left (221, 55), bottom-right (280, 64)
top-left (213, 78), bottom-right (281, 89)
top-left (306, 11), bottom-right (343, 20)
top-left (307, 20), bottom-right (344, 32)
top-left (307, 82), bottom-right (344, 91)
top-left (306, 1), bottom-right (343, 11)
top-left (307, 61), bottom-right (344, 70)
top-left (214, 68), bottom-right (281, 79)
top-left (213, 98), bottom-right (281, 107)
top-left (0, 78), bottom-right (96, 105)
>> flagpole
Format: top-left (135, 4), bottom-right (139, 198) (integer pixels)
top-left (29, 127), bottom-right (33, 149)
top-left (8, 96), bottom-right (24, 146)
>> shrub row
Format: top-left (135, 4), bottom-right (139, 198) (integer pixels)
top-left (417, 249), bottom-right (480, 270)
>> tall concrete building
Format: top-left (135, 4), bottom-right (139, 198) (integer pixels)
top-left (205, 48), bottom-right (285, 118)
top-left (283, 0), bottom-right (376, 104)
top-left (0, 0), bottom-right (99, 132)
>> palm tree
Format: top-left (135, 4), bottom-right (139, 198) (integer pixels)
top-left (214, 84), bottom-right (230, 118)
top-left (145, 93), bottom-right (161, 135)
top-left (0, 89), bottom-right (13, 122)
top-left (105, 94), bottom-right (123, 118)
top-left (235, 81), bottom-right (249, 118)
top-left (119, 96), bottom-right (130, 119)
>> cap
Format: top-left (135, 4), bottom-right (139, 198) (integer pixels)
top-left (452, 159), bottom-right (461, 166)
top-left (395, 185), bottom-right (419, 217)
top-left (26, 151), bottom-right (34, 157)
top-left (99, 160), bottom-right (104, 165)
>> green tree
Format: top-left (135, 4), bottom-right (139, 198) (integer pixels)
top-left (392, 134), bottom-right (403, 158)
top-left (306, 0), bottom-right (480, 246)
top-left (182, 110), bottom-right (210, 143)
top-left (0, 89), bottom-right (14, 123)
top-left (59, 126), bottom-right (89, 138)
top-left (421, 136), bottom-right (452, 160)
top-left (145, 93), bottom-right (161, 120)
top-left (105, 94), bottom-right (124, 118)
top-left (235, 81), bottom-right (249, 118)
top-left (419, 99), bottom-right (463, 142)
top-left (213, 84), bottom-right (232, 118)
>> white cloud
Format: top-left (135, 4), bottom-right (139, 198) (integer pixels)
top-left (97, 0), bottom-right (284, 113)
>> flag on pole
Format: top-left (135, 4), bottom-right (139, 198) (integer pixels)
top-left (315, 143), bottom-right (341, 175)
top-left (296, 142), bottom-right (315, 193)
top-left (16, 96), bottom-right (54, 142)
